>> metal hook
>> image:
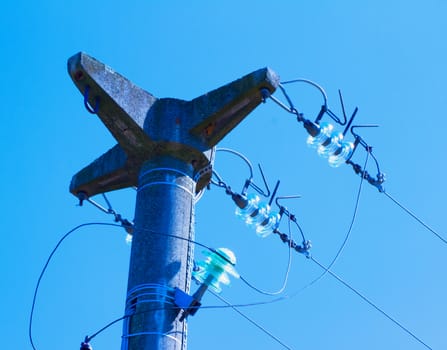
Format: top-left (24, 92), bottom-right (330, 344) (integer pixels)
top-left (268, 180), bottom-right (280, 206)
top-left (338, 90), bottom-right (348, 125)
top-left (246, 163), bottom-right (271, 197)
top-left (275, 195), bottom-right (302, 220)
top-left (350, 124), bottom-right (379, 137)
top-left (84, 85), bottom-right (100, 114)
top-left (342, 107), bottom-right (359, 136)
top-left (275, 195), bottom-right (302, 207)
top-left (348, 124), bottom-right (379, 157)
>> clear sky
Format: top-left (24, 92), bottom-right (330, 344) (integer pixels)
top-left (2, 1), bottom-right (446, 349)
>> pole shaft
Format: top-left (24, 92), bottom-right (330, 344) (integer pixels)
top-left (122, 156), bottom-right (196, 350)
top-left (67, 52), bottom-right (280, 350)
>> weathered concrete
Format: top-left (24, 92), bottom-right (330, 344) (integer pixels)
top-left (68, 52), bottom-right (279, 350)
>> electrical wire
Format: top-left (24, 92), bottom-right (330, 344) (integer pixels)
top-left (215, 147), bottom-right (254, 180)
top-left (298, 151), bottom-right (369, 290)
top-left (382, 190), bottom-right (447, 245)
top-left (280, 78), bottom-right (329, 108)
top-left (29, 222), bottom-right (207, 350)
top-left (210, 290), bottom-right (293, 350)
top-left (87, 314), bottom-right (130, 341)
top-left (29, 221), bottom-right (290, 350)
top-left (32, 220), bottom-right (433, 350)
top-left (239, 216), bottom-right (294, 296)
top-left (29, 222), bottom-right (123, 350)
top-left (310, 256), bottom-right (433, 350)
top-left (74, 258), bottom-right (434, 350)
top-left (138, 226), bottom-right (212, 251)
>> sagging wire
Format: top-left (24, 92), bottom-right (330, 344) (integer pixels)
top-left (209, 149), bottom-right (312, 295)
top-left (238, 214), bottom-right (294, 296)
top-left (29, 220), bottom-right (291, 350)
top-left (29, 222), bottom-right (124, 350)
top-left (303, 150), bottom-right (370, 289)
top-left (83, 257), bottom-right (433, 350)
top-left (310, 256), bottom-right (433, 350)
top-left (29, 222), bottom-right (220, 350)
top-left (212, 147), bottom-right (271, 197)
top-left (268, 78), bottom-right (386, 189)
top-left (31, 222), bottom-right (432, 350)
top-left (201, 253), bottom-right (434, 350)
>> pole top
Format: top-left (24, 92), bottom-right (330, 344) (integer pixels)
top-left (68, 52), bottom-right (279, 197)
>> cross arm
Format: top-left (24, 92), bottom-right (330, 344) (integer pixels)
top-left (69, 144), bottom-right (138, 197)
top-left (67, 52), bottom-right (157, 157)
top-left (189, 67), bottom-right (280, 147)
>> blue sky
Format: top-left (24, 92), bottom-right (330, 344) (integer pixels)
top-left (2, 1), bottom-right (446, 349)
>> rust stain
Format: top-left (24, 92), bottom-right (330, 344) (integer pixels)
top-left (203, 122), bottom-right (215, 137)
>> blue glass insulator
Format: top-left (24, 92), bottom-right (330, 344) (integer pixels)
top-left (235, 193), bottom-right (260, 225)
top-left (235, 194), bottom-right (279, 237)
top-left (328, 141), bottom-right (354, 167)
top-left (192, 248), bottom-right (239, 293)
top-left (255, 211), bottom-right (280, 237)
top-left (317, 131), bottom-right (343, 158)
top-left (306, 122), bottom-right (333, 149)
top-left (247, 201), bottom-right (270, 228)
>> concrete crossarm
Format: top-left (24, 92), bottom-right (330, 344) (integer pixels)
top-left (68, 52), bottom-right (279, 198)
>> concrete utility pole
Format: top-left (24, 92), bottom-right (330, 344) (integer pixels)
top-left (68, 52), bottom-right (279, 350)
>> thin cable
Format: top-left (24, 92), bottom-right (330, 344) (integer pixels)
top-left (281, 78), bottom-right (329, 107)
top-left (215, 147), bottom-right (254, 180)
top-left (87, 314), bottom-right (130, 341)
top-left (30, 223), bottom-right (208, 350)
top-left (382, 190), bottom-right (447, 245)
top-left (293, 217), bottom-right (307, 242)
top-left (325, 151), bottom-right (369, 267)
top-left (239, 216), bottom-right (294, 296)
top-left (86, 307), bottom-right (178, 343)
top-left (303, 151), bottom-right (369, 289)
top-left (137, 226), bottom-right (212, 251)
top-left (29, 219), bottom-right (287, 350)
top-left (29, 222), bottom-right (123, 350)
top-left (210, 291), bottom-right (293, 350)
top-left (310, 256), bottom-right (433, 350)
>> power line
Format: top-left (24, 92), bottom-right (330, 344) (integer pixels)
top-left (238, 216), bottom-right (293, 296)
top-left (29, 221), bottom-right (295, 350)
top-left (210, 290), bottom-right (293, 350)
top-left (382, 189), bottom-right (447, 245)
top-left (305, 151), bottom-right (369, 288)
top-left (33, 201), bottom-right (439, 350)
top-left (29, 222), bottom-right (124, 350)
top-left (310, 256), bottom-right (433, 350)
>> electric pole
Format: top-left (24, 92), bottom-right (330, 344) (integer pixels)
top-left (68, 52), bottom-right (279, 350)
